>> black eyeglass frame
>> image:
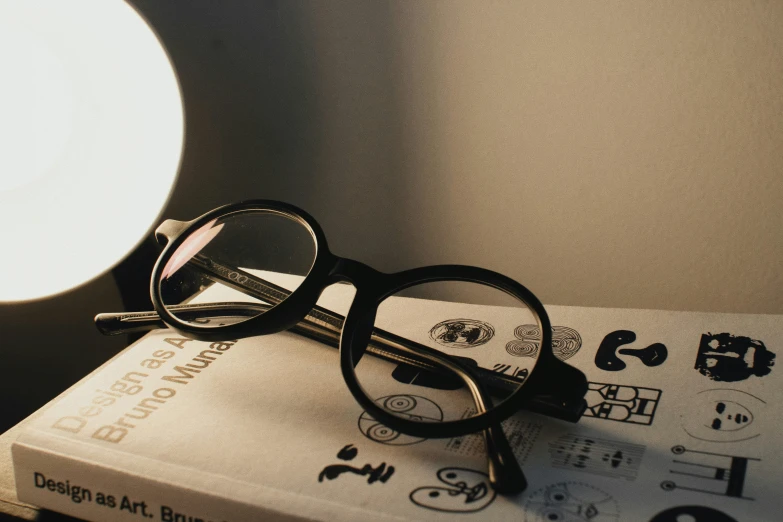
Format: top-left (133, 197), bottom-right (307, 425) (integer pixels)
top-left (150, 199), bottom-right (586, 442)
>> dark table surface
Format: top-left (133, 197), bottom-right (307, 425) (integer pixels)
top-left (0, 239), bottom-right (160, 521)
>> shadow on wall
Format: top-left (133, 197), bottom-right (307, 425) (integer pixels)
top-left (131, 0), bottom-right (413, 270)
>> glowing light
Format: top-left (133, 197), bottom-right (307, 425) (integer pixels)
top-left (0, 1), bottom-right (184, 302)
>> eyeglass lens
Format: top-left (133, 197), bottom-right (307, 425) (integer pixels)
top-left (355, 280), bottom-right (541, 439)
top-left (157, 210), bottom-right (317, 327)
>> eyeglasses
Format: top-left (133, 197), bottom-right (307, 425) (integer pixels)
top-left (95, 200), bottom-right (588, 495)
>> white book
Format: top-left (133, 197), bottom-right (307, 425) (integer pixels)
top-left (11, 283), bottom-right (782, 521)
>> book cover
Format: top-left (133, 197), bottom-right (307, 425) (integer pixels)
top-left (11, 283), bottom-right (783, 521)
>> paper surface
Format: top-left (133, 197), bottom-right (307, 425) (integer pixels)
top-left (13, 278), bottom-right (782, 522)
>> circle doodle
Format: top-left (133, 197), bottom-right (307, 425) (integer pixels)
top-left (429, 319), bottom-right (495, 348)
top-left (551, 326), bottom-right (582, 361)
top-left (506, 339), bottom-right (539, 357)
top-left (524, 481), bottom-right (619, 522)
top-left (358, 394), bottom-right (444, 446)
top-left (384, 395), bottom-right (417, 413)
top-left (366, 423), bottom-right (400, 443)
top-left (507, 325), bottom-right (583, 361)
top-left (515, 324), bottom-right (541, 339)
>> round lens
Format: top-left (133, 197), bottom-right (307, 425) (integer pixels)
top-left (157, 209), bottom-right (317, 328)
top-left (353, 280), bottom-right (541, 438)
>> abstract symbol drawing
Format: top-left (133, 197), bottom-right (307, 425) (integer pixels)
top-left (661, 445), bottom-right (759, 500)
top-left (594, 330), bottom-right (667, 371)
top-left (523, 482), bottom-right (619, 522)
top-left (429, 319), bottom-right (495, 348)
top-left (549, 434), bottom-right (645, 481)
top-left (318, 444), bottom-right (395, 485)
top-left (491, 363), bottom-right (529, 380)
top-left (681, 389), bottom-right (765, 443)
top-left (505, 324), bottom-right (582, 360)
top-left (583, 382), bottom-right (661, 426)
top-left (694, 332), bottom-right (775, 382)
top-left (358, 395), bottom-right (443, 446)
top-left (648, 505), bottom-right (737, 522)
top-left (410, 468), bottom-right (496, 513)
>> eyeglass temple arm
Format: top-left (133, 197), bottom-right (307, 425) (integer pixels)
top-left (103, 251), bottom-right (585, 421)
top-left (95, 302), bottom-right (583, 420)
top-left (195, 254), bottom-right (585, 418)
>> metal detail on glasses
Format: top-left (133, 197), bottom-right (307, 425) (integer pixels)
top-left (94, 199), bottom-right (588, 496)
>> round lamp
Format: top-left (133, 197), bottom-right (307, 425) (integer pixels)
top-left (0, 0), bottom-right (183, 302)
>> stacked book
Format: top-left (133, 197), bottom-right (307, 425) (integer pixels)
top-left (10, 286), bottom-right (781, 521)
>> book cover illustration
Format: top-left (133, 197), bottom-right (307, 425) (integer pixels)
top-left (12, 281), bottom-right (782, 521)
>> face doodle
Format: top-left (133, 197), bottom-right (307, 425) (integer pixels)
top-left (410, 468), bottom-right (496, 513)
top-left (694, 332), bottom-right (775, 382)
top-left (583, 382), bottom-right (662, 426)
top-left (358, 395), bottom-right (443, 446)
top-left (681, 389), bottom-right (765, 443)
top-left (710, 401), bottom-right (751, 431)
top-left (429, 319), bottom-right (495, 348)
top-left (523, 482), bottom-right (619, 522)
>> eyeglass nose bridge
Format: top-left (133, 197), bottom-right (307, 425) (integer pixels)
top-left (329, 257), bottom-right (388, 294)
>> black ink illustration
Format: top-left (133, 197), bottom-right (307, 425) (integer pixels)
top-left (649, 505), bottom-right (737, 522)
top-left (491, 363), bottom-right (529, 380)
top-left (446, 415), bottom-right (541, 464)
top-left (506, 325), bottom-right (541, 357)
top-left (337, 444), bottom-right (358, 460)
top-left (429, 319), bottom-right (495, 348)
top-left (662, 445), bottom-right (759, 500)
top-left (681, 389), bottom-right (765, 443)
top-left (505, 324), bottom-right (582, 361)
top-left (523, 482), bottom-right (619, 522)
top-left (583, 382), bottom-right (661, 426)
top-left (410, 468), bottom-right (496, 513)
top-left (549, 434), bottom-right (645, 481)
top-left (318, 444), bottom-right (395, 485)
top-left (358, 395), bottom-right (443, 446)
top-left (694, 332), bottom-right (775, 382)
top-left (594, 330), bottom-right (667, 371)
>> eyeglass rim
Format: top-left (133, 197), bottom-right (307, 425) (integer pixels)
top-left (148, 199), bottom-right (585, 437)
top-left (150, 199), bottom-right (335, 341)
top-left (338, 264), bottom-right (568, 438)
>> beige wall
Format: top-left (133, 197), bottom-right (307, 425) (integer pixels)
top-left (2, 0), bottom-right (782, 432)
top-left (137, 0), bottom-right (783, 314)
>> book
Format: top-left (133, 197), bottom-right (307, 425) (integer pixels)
top-left (11, 282), bottom-right (783, 521)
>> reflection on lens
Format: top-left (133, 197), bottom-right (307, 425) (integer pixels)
top-left (158, 209), bottom-right (316, 328)
top-left (353, 280), bottom-right (541, 431)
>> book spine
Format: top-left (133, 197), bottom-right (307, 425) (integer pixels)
top-left (12, 440), bottom-right (305, 522)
